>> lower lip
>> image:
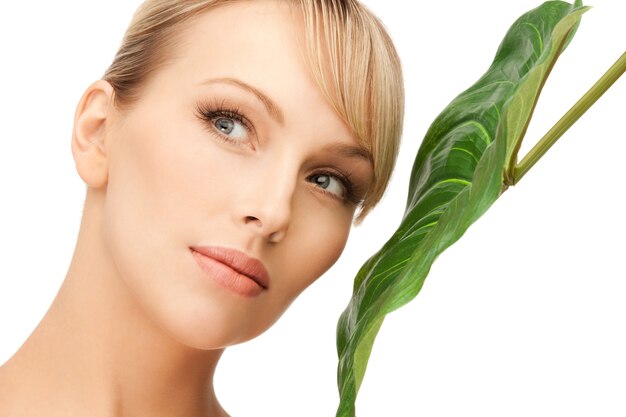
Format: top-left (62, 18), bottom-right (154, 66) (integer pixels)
top-left (191, 249), bottom-right (264, 298)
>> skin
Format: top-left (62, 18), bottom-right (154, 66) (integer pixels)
top-left (0, 1), bottom-right (374, 416)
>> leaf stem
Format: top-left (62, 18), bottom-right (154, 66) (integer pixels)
top-left (513, 51), bottom-right (626, 184)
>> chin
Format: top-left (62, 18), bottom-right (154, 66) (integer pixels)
top-left (149, 292), bottom-right (278, 351)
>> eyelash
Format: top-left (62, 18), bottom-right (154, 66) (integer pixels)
top-left (195, 99), bottom-right (254, 144)
top-left (312, 169), bottom-right (361, 205)
top-left (194, 100), bottom-right (362, 206)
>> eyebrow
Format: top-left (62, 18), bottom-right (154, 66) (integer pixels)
top-left (323, 142), bottom-right (373, 164)
top-left (200, 77), bottom-right (285, 126)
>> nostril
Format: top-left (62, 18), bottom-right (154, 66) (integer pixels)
top-left (242, 213), bottom-right (287, 243)
top-left (268, 231), bottom-right (283, 243)
top-left (245, 215), bottom-right (261, 225)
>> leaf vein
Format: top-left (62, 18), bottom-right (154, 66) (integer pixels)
top-left (522, 21), bottom-right (544, 56)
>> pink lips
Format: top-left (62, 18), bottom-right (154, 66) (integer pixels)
top-left (190, 246), bottom-right (270, 297)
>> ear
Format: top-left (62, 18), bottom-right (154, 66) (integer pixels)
top-left (71, 79), bottom-right (116, 189)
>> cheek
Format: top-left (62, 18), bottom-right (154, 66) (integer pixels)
top-left (278, 200), bottom-right (352, 301)
top-left (239, 213), bottom-right (351, 344)
top-left (103, 110), bottom-right (204, 255)
top-left (100, 113), bottom-right (242, 348)
top-left (103, 105), bottom-right (239, 251)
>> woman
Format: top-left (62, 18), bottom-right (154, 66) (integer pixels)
top-left (0, 1), bottom-right (403, 416)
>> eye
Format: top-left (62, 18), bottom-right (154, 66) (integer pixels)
top-left (195, 100), bottom-right (254, 145)
top-left (309, 172), bottom-right (348, 199)
top-left (213, 116), bottom-right (248, 141)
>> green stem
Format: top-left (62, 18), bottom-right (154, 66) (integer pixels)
top-left (513, 51), bottom-right (626, 184)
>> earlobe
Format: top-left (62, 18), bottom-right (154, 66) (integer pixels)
top-left (71, 79), bottom-right (115, 189)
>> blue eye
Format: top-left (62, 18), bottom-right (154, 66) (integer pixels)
top-left (195, 101), bottom-right (253, 144)
top-left (213, 116), bottom-right (248, 141)
top-left (310, 173), bottom-right (347, 199)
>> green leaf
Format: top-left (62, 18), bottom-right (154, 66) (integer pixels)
top-left (335, 2), bottom-right (589, 416)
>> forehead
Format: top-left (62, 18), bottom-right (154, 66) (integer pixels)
top-left (167, 4), bottom-right (311, 106)
top-left (179, 1), bottom-right (303, 67)
top-left (143, 0), bottom-right (357, 139)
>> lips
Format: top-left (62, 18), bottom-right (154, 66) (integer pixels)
top-left (189, 245), bottom-right (270, 289)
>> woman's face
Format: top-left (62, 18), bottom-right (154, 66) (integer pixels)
top-left (99, 0), bottom-right (373, 349)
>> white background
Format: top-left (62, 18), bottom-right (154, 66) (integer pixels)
top-left (1, 1), bottom-right (625, 416)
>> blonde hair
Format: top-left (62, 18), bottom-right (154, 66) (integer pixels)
top-left (103, 0), bottom-right (404, 222)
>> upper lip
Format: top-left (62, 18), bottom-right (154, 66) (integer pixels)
top-left (190, 245), bottom-right (270, 289)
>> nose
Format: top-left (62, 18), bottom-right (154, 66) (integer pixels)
top-left (235, 162), bottom-right (296, 243)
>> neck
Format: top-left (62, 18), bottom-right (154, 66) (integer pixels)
top-left (0, 190), bottom-right (228, 417)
